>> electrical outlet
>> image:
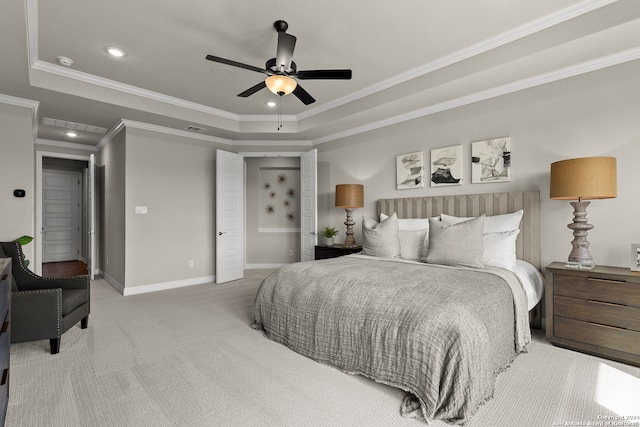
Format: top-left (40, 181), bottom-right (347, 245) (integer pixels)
top-left (289, 249), bottom-right (293, 256)
top-left (188, 260), bottom-right (194, 268)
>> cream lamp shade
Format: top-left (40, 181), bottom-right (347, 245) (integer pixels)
top-left (550, 156), bottom-right (617, 200)
top-left (265, 75), bottom-right (297, 96)
top-left (549, 156), bottom-right (616, 269)
top-left (335, 184), bottom-right (364, 247)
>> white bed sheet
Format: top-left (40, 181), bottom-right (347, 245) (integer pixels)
top-left (513, 259), bottom-right (544, 311)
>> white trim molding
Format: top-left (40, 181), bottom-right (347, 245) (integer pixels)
top-left (122, 275), bottom-right (216, 296)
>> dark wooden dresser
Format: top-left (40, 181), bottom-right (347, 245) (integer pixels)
top-left (314, 244), bottom-right (362, 260)
top-left (545, 262), bottom-right (640, 367)
top-left (0, 258), bottom-right (11, 426)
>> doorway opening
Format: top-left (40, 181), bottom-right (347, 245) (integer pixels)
top-left (35, 151), bottom-right (95, 278)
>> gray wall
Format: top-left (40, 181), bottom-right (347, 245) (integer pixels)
top-left (0, 102), bottom-right (34, 261)
top-left (97, 129), bottom-right (126, 286)
top-left (122, 128), bottom-right (221, 289)
top-left (316, 60), bottom-right (640, 269)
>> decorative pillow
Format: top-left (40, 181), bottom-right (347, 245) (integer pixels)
top-left (441, 210), bottom-right (523, 233)
top-left (380, 213), bottom-right (433, 259)
top-left (362, 213), bottom-right (401, 258)
top-left (484, 229), bottom-right (520, 271)
top-left (426, 216), bottom-right (485, 268)
top-left (398, 229), bottom-right (428, 260)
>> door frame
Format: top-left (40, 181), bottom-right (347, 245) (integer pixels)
top-left (35, 151), bottom-right (93, 276)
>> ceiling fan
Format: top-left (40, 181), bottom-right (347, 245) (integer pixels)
top-left (205, 20), bottom-right (352, 105)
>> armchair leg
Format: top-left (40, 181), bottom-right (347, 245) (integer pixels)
top-left (81, 316), bottom-right (89, 329)
top-left (50, 337), bottom-right (60, 354)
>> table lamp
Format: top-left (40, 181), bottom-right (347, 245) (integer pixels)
top-left (335, 184), bottom-right (364, 247)
top-left (550, 156), bottom-right (617, 269)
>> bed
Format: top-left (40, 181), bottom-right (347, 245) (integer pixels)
top-left (253, 191), bottom-right (542, 424)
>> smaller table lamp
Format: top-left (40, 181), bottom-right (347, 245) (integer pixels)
top-left (550, 156), bottom-right (617, 270)
top-left (335, 184), bottom-right (364, 247)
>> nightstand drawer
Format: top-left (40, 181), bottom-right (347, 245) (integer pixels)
top-left (554, 274), bottom-right (640, 307)
top-left (554, 316), bottom-right (640, 356)
top-left (554, 295), bottom-right (640, 332)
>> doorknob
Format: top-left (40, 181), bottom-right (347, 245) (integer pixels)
top-left (218, 231), bottom-right (226, 235)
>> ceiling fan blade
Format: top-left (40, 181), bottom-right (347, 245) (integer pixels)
top-left (275, 33), bottom-right (297, 72)
top-left (237, 81), bottom-right (266, 97)
top-left (292, 84), bottom-right (315, 105)
top-left (205, 55), bottom-right (268, 75)
top-left (295, 69), bottom-right (352, 80)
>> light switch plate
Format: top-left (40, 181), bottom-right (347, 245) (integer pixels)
top-left (135, 206), bottom-right (148, 214)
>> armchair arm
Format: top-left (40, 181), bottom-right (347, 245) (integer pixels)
top-left (11, 289), bottom-right (62, 342)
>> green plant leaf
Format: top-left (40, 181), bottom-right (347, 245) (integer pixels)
top-left (14, 235), bottom-right (33, 245)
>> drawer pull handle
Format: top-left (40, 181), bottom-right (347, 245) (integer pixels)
top-left (588, 322), bottom-right (626, 331)
top-left (587, 277), bottom-right (627, 285)
top-left (587, 300), bottom-right (626, 308)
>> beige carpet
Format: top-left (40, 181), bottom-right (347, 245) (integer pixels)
top-left (7, 270), bottom-right (640, 427)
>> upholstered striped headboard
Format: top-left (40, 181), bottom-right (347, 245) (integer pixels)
top-left (378, 191), bottom-right (540, 269)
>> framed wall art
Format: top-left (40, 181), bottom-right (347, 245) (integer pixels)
top-left (396, 151), bottom-right (424, 190)
top-left (430, 145), bottom-right (462, 187)
top-left (471, 137), bottom-right (511, 183)
top-left (631, 243), bottom-right (640, 271)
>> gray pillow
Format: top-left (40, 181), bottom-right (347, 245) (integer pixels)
top-left (362, 213), bottom-right (401, 258)
top-left (426, 215), bottom-right (485, 268)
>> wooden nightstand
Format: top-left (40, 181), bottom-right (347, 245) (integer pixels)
top-left (545, 262), bottom-right (640, 367)
top-left (314, 244), bottom-right (362, 260)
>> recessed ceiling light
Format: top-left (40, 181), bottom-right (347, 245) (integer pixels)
top-left (266, 101), bottom-right (277, 108)
top-left (65, 131), bottom-right (78, 138)
top-left (106, 47), bottom-right (126, 57)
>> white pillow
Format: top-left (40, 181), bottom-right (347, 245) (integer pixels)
top-left (362, 213), bottom-right (401, 258)
top-left (426, 216), bottom-right (485, 268)
top-left (483, 229), bottom-right (520, 271)
top-left (441, 210), bottom-right (523, 233)
top-left (380, 213), bottom-right (439, 258)
top-left (380, 213), bottom-right (432, 231)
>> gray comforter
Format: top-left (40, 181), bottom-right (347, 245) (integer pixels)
top-left (253, 255), bottom-right (530, 424)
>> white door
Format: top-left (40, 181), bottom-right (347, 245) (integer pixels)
top-left (88, 154), bottom-right (96, 280)
top-left (216, 150), bottom-right (244, 284)
top-left (42, 170), bottom-right (81, 263)
top-left (300, 149), bottom-right (317, 262)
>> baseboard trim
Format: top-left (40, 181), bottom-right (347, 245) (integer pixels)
top-left (100, 270), bottom-right (125, 294)
top-left (246, 263), bottom-right (287, 270)
top-left (122, 275), bottom-right (215, 296)
top-left (97, 271), bottom-right (215, 296)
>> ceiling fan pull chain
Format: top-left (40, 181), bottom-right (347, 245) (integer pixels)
top-left (277, 96), bottom-right (283, 131)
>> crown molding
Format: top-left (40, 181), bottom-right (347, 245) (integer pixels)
top-left (35, 138), bottom-right (99, 152)
top-left (0, 94), bottom-right (40, 141)
top-left (232, 139), bottom-right (313, 147)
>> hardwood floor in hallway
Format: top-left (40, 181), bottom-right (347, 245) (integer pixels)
top-left (42, 261), bottom-right (88, 278)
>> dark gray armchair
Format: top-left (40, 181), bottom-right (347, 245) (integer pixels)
top-left (0, 241), bottom-right (90, 354)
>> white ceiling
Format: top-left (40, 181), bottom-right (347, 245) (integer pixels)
top-left (1, 0), bottom-right (640, 148)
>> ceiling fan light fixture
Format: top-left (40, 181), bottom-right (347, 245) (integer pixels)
top-left (265, 75), bottom-right (297, 96)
